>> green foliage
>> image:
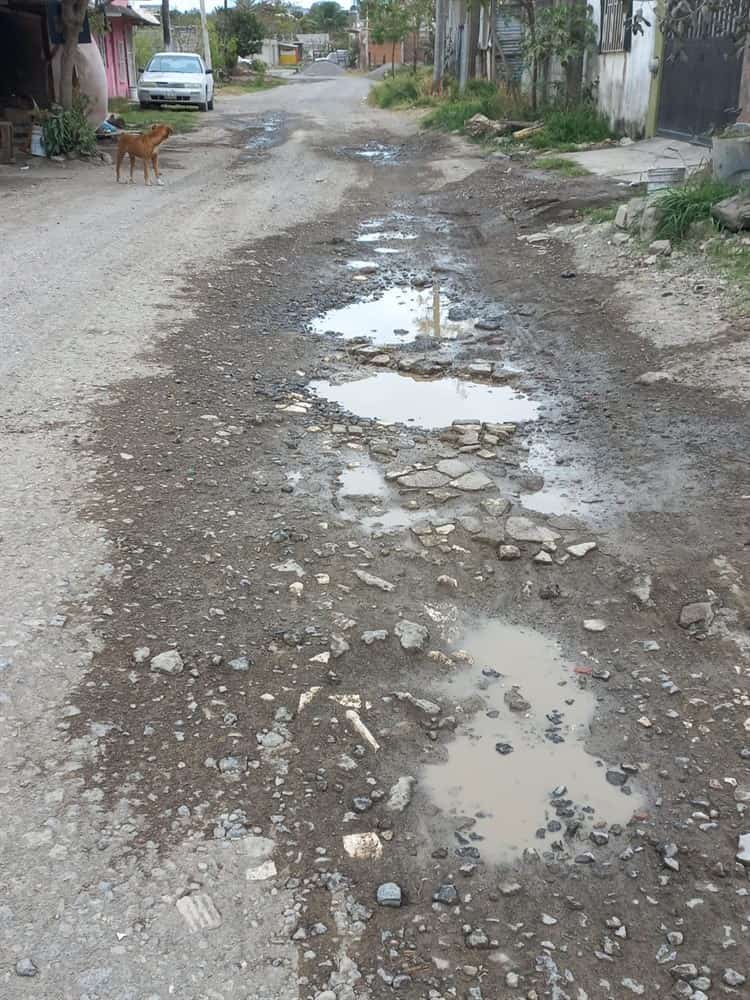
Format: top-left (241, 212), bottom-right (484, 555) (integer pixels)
top-left (530, 156), bottom-right (590, 176)
top-left (583, 202), bottom-right (620, 223)
top-left (40, 98), bottom-right (96, 157)
top-left (368, 0), bottom-right (411, 51)
top-left (215, 0), bottom-right (263, 59)
top-left (368, 68), bottom-right (434, 107)
top-left (422, 98), bottom-right (486, 130)
top-left (654, 178), bottom-right (739, 242)
top-left (522, 3), bottom-right (597, 69)
top-left (527, 104), bottom-right (613, 148)
top-left (304, 0), bottom-right (349, 37)
top-left (421, 83), bottom-right (533, 131)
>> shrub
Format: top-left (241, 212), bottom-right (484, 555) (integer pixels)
top-left (655, 178), bottom-right (739, 243)
top-left (528, 104), bottom-right (613, 149)
top-left (39, 99), bottom-right (96, 157)
top-left (369, 69), bottom-right (433, 109)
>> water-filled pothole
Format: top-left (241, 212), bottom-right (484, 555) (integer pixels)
top-left (241, 113), bottom-right (285, 157)
top-left (310, 372), bottom-right (539, 429)
top-left (338, 142), bottom-right (401, 165)
top-left (421, 621), bottom-right (642, 864)
top-left (309, 286), bottom-right (470, 345)
top-left (356, 231), bottom-right (417, 244)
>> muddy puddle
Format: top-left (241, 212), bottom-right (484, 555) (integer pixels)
top-left (336, 461), bottom-right (436, 535)
top-left (241, 113), bottom-right (285, 157)
top-left (421, 621), bottom-right (642, 864)
top-left (338, 142), bottom-right (401, 165)
top-left (309, 286), bottom-right (470, 345)
top-left (310, 372), bottom-right (538, 429)
top-left (356, 231), bottom-right (417, 244)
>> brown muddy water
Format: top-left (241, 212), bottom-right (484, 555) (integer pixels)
top-left (421, 621), bottom-right (642, 864)
top-left (310, 372), bottom-right (539, 429)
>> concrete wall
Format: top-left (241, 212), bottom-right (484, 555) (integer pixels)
top-left (590, 0), bottom-right (657, 138)
top-left (739, 40), bottom-right (750, 124)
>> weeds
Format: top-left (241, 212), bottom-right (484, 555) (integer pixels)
top-left (527, 105), bottom-right (613, 149)
top-left (582, 203), bottom-right (620, 223)
top-left (530, 156), bottom-right (590, 176)
top-left (654, 178), bottom-right (738, 242)
top-left (38, 99), bottom-right (96, 157)
top-left (109, 100), bottom-right (199, 134)
top-left (368, 69), bottom-right (434, 109)
top-left (706, 237), bottom-right (750, 310)
top-left (217, 75), bottom-right (285, 95)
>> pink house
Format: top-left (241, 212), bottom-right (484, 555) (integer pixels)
top-left (94, 1), bottom-right (157, 101)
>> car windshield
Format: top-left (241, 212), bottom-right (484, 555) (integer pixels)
top-left (146, 55), bottom-right (202, 73)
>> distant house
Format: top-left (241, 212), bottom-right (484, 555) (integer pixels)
top-left (260, 38), bottom-right (303, 66)
top-left (94, 1), bottom-right (158, 101)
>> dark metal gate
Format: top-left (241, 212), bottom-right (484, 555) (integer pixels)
top-left (657, 4), bottom-right (747, 140)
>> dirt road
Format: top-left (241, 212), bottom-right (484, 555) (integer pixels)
top-left (1, 76), bottom-right (749, 1000)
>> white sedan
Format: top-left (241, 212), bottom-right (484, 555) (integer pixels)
top-left (137, 52), bottom-right (214, 112)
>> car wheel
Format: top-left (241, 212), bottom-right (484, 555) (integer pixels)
top-left (208, 97), bottom-right (214, 111)
top-left (199, 100), bottom-right (209, 112)
top-left (139, 101), bottom-right (149, 109)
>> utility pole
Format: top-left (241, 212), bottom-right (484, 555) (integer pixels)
top-left (199, 0), bottom-right (212, 69)
top-left (161, 0), bottom-right (171, 49)
top-left (488, 0), bottom-right (497, 82)
top-left (458, 0), bottom-right (470, 92)
top-left (432, 0), bottom-right (447, 93)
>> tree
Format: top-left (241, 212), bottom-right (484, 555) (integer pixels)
top-left (639, 0), bottom-right (748, 50)
top-left (59, 0), bottom-right (88, 109)
top-left (306, 0), bottom-right (349, 35)
top-left (520, 0), bottom-right (596, 109)
top-left (407, 0), bottom-right (433, 69)
top-left (216, 0), bottom-right (263, 57)
top-left (367, 0), bottom-right (411, 73)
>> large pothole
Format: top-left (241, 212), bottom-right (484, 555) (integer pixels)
top-left (309, 371), bottom-right (539, 428)
top-left (421, 620), bottom-right (643, 864)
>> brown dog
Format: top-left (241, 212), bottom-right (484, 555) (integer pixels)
top-left (116, 123), bottom-right (173, 186)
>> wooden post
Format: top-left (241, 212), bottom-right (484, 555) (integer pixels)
top-left (489, 0), bottom-right (497, 82)
top-left (432, 0), bottom-right (447, 93)
top-left (199, 0), bottom-right (211, 68)
top-left (161, 0), bottom-right (171, 50)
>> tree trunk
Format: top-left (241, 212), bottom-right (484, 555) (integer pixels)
top-left (432, 0), bottom-right (447, 93)
top-left (468, 0), bottom-right (481, 81)
top-left (413, 25), bottom-right (418, 71)
top-left (59, 0), bottom-right (87, 108)
top-left (489, 0), bottom-right (497, 82)
top-left (391, 38), bottom-right (396, 75)
top-left (565, 0), bottom-right (585, 104)
top-left (161, 0), bottom-right (172, 50)
top-left (458, 1), bottom-right (470, 92)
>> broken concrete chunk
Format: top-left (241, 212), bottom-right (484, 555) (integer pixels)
top-left (506, 516), bottom-right (561, 543)
top-left (481, 497), bottom-right (511, 517)
top-left (362, 629), bottom-right (389, 644)
top-left (394, 620), bottom-right (429, 651)
top-left (150, 650), bottom-right (184, 675)
top-left (393, 690), bottom-right (440, 715)
top-left (679, 601), bottom-right (714, 629)
top-left (450, 471), bottom-right (494, 491)
top-left (504, 686), bottom-right (530, 712)
top-left (386, 775), bottom-right (416, 812)
top-left (353, 569), bottom-right (395, 592)
top-left (498, 544), bottom-right (521, 560)
top-left (636, 371), bottom-right (674, 386)
top-left (398, 470), bottom-right (450, 489)
top-left (436, 458), bottom-right (471, 478)
top-left (343, 832), bottom-right (383, 860)
top-left (566, 541), bottom-right (597, 558)
top-left (583, 619), bottom-right (607, 632)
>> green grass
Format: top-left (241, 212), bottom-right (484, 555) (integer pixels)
top-left (368, 68), bottom-right (435, 109)
top-left (654, 178), bottom-right (739, 242)
top-left (530, 156), bottom-right (590, 177)
top-left (707, 236), bottom-right (750, 309)
top-left (217, 75), bottom-right (286, 95)
top-left (527, 105), bottom-right (614, 150)
top-left (108, 99), bottom-right (199, 134)
top-left (582, 202), bottom-right (620, 223)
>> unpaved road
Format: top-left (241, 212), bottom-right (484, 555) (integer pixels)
top-left (1, 76), bottom-right (749, 1000)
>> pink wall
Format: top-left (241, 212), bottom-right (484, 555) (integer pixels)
top-left (94, 10), bottom-right (135, 101)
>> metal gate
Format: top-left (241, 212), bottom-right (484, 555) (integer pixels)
top-left (657, 3), bottom-right (747, 140)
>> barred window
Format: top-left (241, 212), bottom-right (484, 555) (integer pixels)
top-left (600, 0), bottom-right (626, 50)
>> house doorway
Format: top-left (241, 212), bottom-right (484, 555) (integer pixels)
top-left (657, 4), bottom-right (747, 141)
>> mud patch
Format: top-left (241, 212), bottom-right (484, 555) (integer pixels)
top-left (310, 372), bottom-right (539, 429)
top-left (309, 285), bottom-right (470, 344)
top-left (421, 620), bottom-right (642, 864)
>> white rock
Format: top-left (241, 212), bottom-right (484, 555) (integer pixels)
top-left (150, 650), bottom-right (184, 675)
top-left (583, 619), bottom-right (607, 632)
top-left (133, 646), bottom-right (151, 664)
top-left (567, 542), bottom-right (597, 558)
top-left (506, 516), bottom-right (560, 544)
top-left (353, 569), bottom-right (395, 592)
top-left (636, 371), bottom-right (674, 386)
top-left (343, 832), bottom-right (383, 860)
top-left (288, 581), bottom-right (304, 598)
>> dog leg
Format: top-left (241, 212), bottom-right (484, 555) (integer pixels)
top-left (143, 156), bottom-right (150, 186)
top-left (152, 153), bottom-right (163, 186)
top-left (129, 154), bottom-right (135, 183)
top-left (115, 149), bottom-right (123, 182)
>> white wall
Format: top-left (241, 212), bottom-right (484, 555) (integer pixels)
top-left (590, 0), bottom-right (657, 138)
